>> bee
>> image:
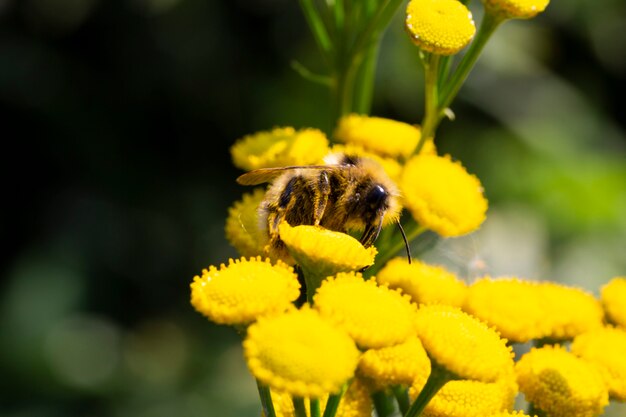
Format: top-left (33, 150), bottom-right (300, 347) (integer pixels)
top-left (236, 153), bottom-right (411, 263)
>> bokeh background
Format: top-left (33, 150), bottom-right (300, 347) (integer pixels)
top-left (1, 0), bottom-right (625, 416)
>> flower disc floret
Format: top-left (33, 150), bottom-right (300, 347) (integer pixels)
top-left (377, 258), bottom-right (467, 307)
top-left (190, 257), bottom-right (300, 325)
top-left (414, 305), bottom-right (513, 382)
top-left (571, 326), bottom-right (626, 401)
top-left (334, 114), bottom-right (421, 159)
top-left (225, 189), bottom-right (267, 257)
top-left (488, 412), bottom-right (534, 417)
top-left (482, 0), bottom-right (549, 19)
top-left (231, 127), bottom-right (330, 171)
top-left (314, 272), bottom-right (417, 349)
top-left (515, 345), bottom-right (609, 417)
top-left (400, 154), bottom-right (487, 237)
top-left (406, 0), bottom-right (476, 55)
top-left (601, 277), bottom-right (626, 328)
top-left (244, 307), bottom-right (360, 398)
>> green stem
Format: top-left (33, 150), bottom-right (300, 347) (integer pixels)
top-left (311, 398), bottom-right (321, 417)
top-left (416, 53), bottom-right (441, 154)
top-left (323, 390), bottom-right (345, 417)
top-left (257, 380), bottom-right (277, 417)
top-left (298, 0), bottom-right (334, 65)
top-left (392, 385), bottom-right (411, 415)
top-left (372, 390), bottom-right (395, 417)
top-left (404, 365), bottom-right (455, 417)
top-left (367, 223), bottom-right (426, 276)
top-left (353, 42), bottom-right (380, 114)
top-left (438, 12), bottom-right (503, 113)
top-left (293, 397), bottom-right (308, 417)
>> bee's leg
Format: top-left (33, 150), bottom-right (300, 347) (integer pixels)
top-left (268, 175), bottom-right (304, 238)
top-left (360, 213), bottom-right (385, 247)
top-left (313, 171), bottom-right (330, 226)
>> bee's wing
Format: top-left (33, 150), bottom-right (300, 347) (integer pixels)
top-left (236, 165), bottom-right (337, 185)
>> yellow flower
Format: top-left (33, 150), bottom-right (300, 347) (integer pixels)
top-left (482, 0), bottom-right (549, 20)
top-left (314, 272), bottom-right (417, 349)
top-left (244, 307), bottom-right (360, 398)
top-left (571, 326), bottom-right (626, 401)
top-left (515, 345), bottom-right (609, 417)
top-left (225, 189), bottom-right (268, 257)
top-left (334, 114), bottom-right (421, 159)
top-left (487, 412), bottom-right (534, 417)
top-left (601, 277), bottom-right (626, 328)
top-left (231, 127), bottom-right (330, 171)
top-left (414, 305), bottom-right (514, 382)
top-left (400, 154), bottom-right (487, 237)
top-left (329, 143), bottom-right (405, 182)
top-left (278, 223), bottom-right (377, 277)
top-left (406, 0), bottom-right (476, 55)
top-left (358, 337), bottom-right (431, 389)
top-left (377, 258), bottom-right (467, 307)
top-left (190, 257), bottom-right (300, 325)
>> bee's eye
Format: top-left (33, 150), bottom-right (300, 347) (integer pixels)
top-left (365, 184), bottom-right (388, 208)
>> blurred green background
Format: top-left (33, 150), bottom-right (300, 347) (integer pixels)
top-left (1, 0), bottom-right (625, 416)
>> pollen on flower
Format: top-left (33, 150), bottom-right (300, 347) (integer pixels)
top-left (414, 305), bottom-right (514, 382)
top-left (244, 307), bottom-right (360, 398)
top-left (334, 114), bottom-right (422, 159)
top-left (515, 345), bottom-right (609, 417)
top-left (571, 326), bottom-right (626, 401)
top-left (190, 257), bottom-right (300, 326)
top-left (601, 277), bottom-right (626, 328)
top-left (314, 272), bottom-right (417, 349)
top-left (482, 0), bottom-right (549, 20)
top-left (225, 188), bottom-right (268, 257)
top-left (405, 0), bottom-right (476, 55)
top-left (400, 154), bottom-right (487, 237)
top-left (278, 223), bottom-right (377, 276)
top-left (377, 258), bottom-right (467, 307)
top-left (358, 337), bottom-right (431, 389)
top-left (231, 127), bottom-right (330, 171)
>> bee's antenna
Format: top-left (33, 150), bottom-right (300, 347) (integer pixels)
top-left (396, 220), bottom-right (412, 264)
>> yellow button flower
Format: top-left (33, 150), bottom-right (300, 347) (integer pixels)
top-left (244, 307), bottom-right (360, 398)
top-left (377, 258), bottom-right (467, 307)
top-left (516, 345), bottom-right (609, 417)
top-left (571, 326), bottom-right (626, 401)
top-left (190, 257), bottom-right (300, 325)
top-left (400, 154), bottom-right (487, 237)
top-left (225, 188), bottom-right (268, 257)
top-left (414, 305), bottom-right (514, 382)
top-left (314, 272), bottom-right (417, 349)
top-left (231, 127), bottom-right (330, 171)
top-left (406, 0), bottom-right (476, 55)
top-left (487, 412), bottom-right (534, 417)
top-left (482, 0), bottom-right (549, 20)
top-left (334, 114), bottom-right (421, 159)
top-left (601, 277), bottom-right (626, 328)
top-left (358, 337), bottom-right (431, 389)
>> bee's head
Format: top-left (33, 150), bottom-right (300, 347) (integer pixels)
top-left (365, 184), bottom-right (389, 212)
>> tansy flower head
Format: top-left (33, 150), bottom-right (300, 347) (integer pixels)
top-left (224, 188), bottom-right (267, 257)
top-left (358, 337), bottom-right (431, 389)
top-left (400, 154), bottom-right (487, 237)
top-left (487, 412), bottom-right (535, 417)
top-left (414, 305), bottom-right (514, 382)
top-left (516, 345), bottom-right (609, 417)
top-left (601, 277), bottom-right (626, 328)
top-left (571, 326), bottom-right (626, 401)
top-left (190, 257), bottom-right (300, 325)
top-left (231, 127), bottom-right (330, 171)
top-left (334, 114), bottom-right (422, 159)
top-left (482, 0), bottom-right (549, 20)
top-left (314, 272), bottom-right (417, 349)
top-left (244, 306), bottom-right (360, 398)
top-left (406, 0), bottom-right (476, 55)
top-left (278, 223), bottom-right (377, 277)
top-left (377, 258), bottom-right (467, 307)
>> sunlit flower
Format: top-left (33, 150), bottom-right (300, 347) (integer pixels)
top-left (487, 412), bottom-right (534, 417)
top-left (334, 114), bottom-right (421, 159)
top-left (571, 326), bottom-right (626, 401)
top-left (244, 306), bottom-right (360, 398)
top-left (377, 258), bottom-right (467, 307)
top-left (231, 127), bottom-right (330, 171)
top-left (601, 277), bottom-right (626, 328)
top-left (482, 0), bottom-right (549, 20)
top-left (358, 337), bottom-right (431, 389)
top-left (516, 345), bottom-right (609, 417)
top-left (225, 188), bottom-right (267, 257)
top-left (314, 272), bottom-right (417, 349)
top-left (400, 154), bottom-right (487, 237)
top-left (414, 305), bottom-right (514, 382)
top-left (405, 0), bottom-right (476, 55)
top-left (190, 257), bottom-right (300, 325)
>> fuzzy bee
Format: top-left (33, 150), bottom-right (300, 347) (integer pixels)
top-left (236, 153), bottom-right (411, 263)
